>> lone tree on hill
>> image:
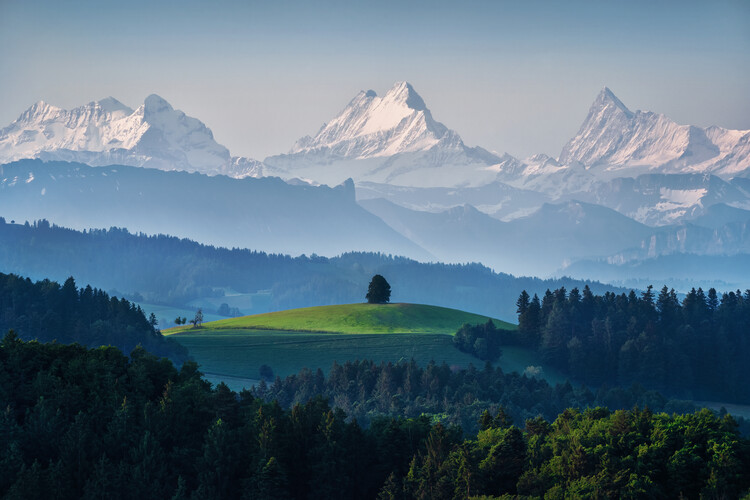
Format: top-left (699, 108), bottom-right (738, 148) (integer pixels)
top-left (366, 274), bottom-right (391, 304)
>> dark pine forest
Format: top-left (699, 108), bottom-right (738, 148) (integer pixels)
top-left (515, 285), bottom-right (750, 403)
top-left (0, 271), bottom-right (185, 362)
top-left (2, 336), bottom-right (749, 499)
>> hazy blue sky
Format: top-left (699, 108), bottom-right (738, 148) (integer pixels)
top-left (1, 0), bottom-right (748, 160)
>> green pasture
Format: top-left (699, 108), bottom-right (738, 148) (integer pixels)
top-left (169, 329), bottom-right (483, 382)
top-left (164, 302), bottom-right (515, 335)
top-left (163, 302), bottom-right (561, 392)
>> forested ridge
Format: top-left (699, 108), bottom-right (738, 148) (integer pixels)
top-left (515, 285), bottom-right (750, 403)
top-left (0, 271), bottom-right (186, 362)
top-left (0, 218), bottom-right (619, 319)
top-left (2, 336), bottom-right (749, 499)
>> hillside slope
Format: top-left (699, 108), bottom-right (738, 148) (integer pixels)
top-left (166, 302), bottom-right (515, 335)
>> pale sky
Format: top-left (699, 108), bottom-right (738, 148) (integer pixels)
top-left (1, 0), bottom-right (749, 161)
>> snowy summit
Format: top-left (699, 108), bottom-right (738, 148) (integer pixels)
top-left (290, 81), bottom-right (462, 158)
top-left (0, 95), bottom-right (263, 178)
top-left (559, 87), bottom-right (750, 177)
top-left (265, 81), bottom-right (501, 187)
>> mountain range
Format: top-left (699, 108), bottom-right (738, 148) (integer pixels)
top-left (4, 83), bottom-right (749, 190)
top-left (0, 159), bottom-right (427, 259)
top-left (1, 82), bottom-right (749, 290)
top-left (358, 198), bottom-right (657, 276)
top-left (265, 84), bottom-right (750, 188)
top-left (559, 87), bottom-right (750, 177)
top-left (0, 95), bottom-right (263, 178)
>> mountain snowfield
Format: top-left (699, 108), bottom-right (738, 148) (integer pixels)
top-left (0, 95), bottom-right (263, 178)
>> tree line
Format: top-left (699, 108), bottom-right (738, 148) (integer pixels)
top-left (1, 335), bottom-right (748, 499)
top-left (515, 285), bottom-right (750, 403)
top-left (0, 271), bottom-right (186, 362)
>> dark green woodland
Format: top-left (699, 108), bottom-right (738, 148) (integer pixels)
top-left (1, 335), bottom-right (749, 499)
top-left (515, 285), bottom-right (750, 403)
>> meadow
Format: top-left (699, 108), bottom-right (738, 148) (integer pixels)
top-left (162, 303), bottom-right (568, 392)
top-left (169, 329), bottom-right (484, 384)
top-left (165, 302), bottom-right (515, 334)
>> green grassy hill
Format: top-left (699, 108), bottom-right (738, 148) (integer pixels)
top-left (164, 303), bottom-right (534, 392)
top-left (164, 302), bottom-right (515, 335)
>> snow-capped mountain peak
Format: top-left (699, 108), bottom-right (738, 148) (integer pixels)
top-left (0, 95), bottom-right (263, 178)
top-left (96, 97), bottom-right (133, 115)
top-left (288, 81), bottom-right (455, 158)
top-left (596, 87), bottom-right (633, 118)
top-left (385, 81), bottom-right (427, 111)
top-left (264, 81), bottom-right (501, 187)
top-left (143, 94), bottom-right (173, 115)
top-left (17, 100), bottom-right (61, 123)
top-left (558, 87), bottom-right (733, 174)
top-left (558, 87), bottom-right (636, 167)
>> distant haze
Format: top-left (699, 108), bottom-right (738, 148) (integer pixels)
top-left (1, 0), bottom-right (748, 161)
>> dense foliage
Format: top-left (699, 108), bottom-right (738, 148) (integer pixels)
top-left (452, 320), bottom-right (504, 361)
top-left (406, 406), bottom-right (750, 499)
top-left (0, 219), bottom-right (620, 319)
top-left (1, 336), bottom-right (748, 499)
top-left (516, 285), bottom-right (750, 403)
top-left (366, 274), bottom-right (391, 304)
top-left (0, 272), bottom-right (186, 362)
top-left (252, 358), bottom-right (699, 435)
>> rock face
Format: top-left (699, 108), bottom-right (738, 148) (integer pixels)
top-left (0, 95), bottom-right (263, 178)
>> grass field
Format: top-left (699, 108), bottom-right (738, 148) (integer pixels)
top-left (170, 328), bottom-right (484, 385)
top-left (165, 302), bottom-right (542, 392)
top-left (164, 302), bottom-right (515, 335)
